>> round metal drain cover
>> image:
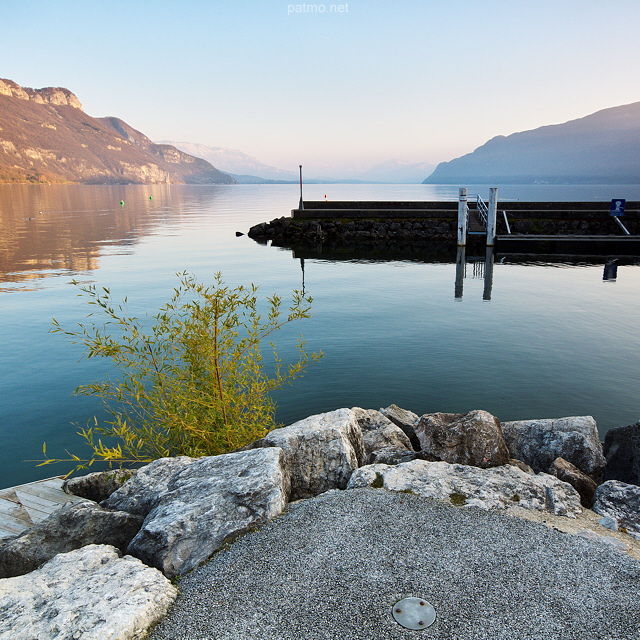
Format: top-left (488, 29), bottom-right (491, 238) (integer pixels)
top-left (392, 597), bottom-right (436, 630)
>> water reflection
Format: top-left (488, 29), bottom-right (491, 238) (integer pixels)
top-left (0, 184), bottom-right (229, 290)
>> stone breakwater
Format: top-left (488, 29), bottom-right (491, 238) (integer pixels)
top-left (249, 216), bottom-right (458, 247)
top-left (1, 407), bottom-right (640, 639)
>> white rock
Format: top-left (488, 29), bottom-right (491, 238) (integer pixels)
top-left (347, 460), bottom-right (582, 517)
top-left (102, 456), bottom-right (195, 516)
top-left (255, 408), bottom-right (365, 500)
top-left (0, 544), bottom-right (176, 640)
top-left (128, 447), bottom-right (290, 578)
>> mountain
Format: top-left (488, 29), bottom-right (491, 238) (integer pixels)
top-left (159, 141), bottom-right (297, 183)
top-left (424, 101), bottom-right (640, 184)
top-left (0, 79), bottom-right (235, 184)
top-left (349, 159), bottom-right (436, 183)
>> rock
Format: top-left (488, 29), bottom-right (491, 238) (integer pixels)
top-left (603, 421), bottom-right (640, 485)
top-left (128, 448), bottom-right (289, 578)
top-left (548, 457), bottom-right (598, 508)
top-left (352, 407), bottom-right (415, 464)
top-left (379, 404), bottom-right (421, 450)
top-left (509, 458), bottom-right (535, 474)
top-left (101, 456), bottom-right (195, 516)
top-left (592, 480), bottom-right (640, 535)
top-left (0, 500), bottom-right (143, 578)
top-left (369, 447), bottom-right (420, 465)
top-left (64, 468), bottom-right (138, 502)
top-left (598, 516), bottom-right (618, 532)
top-left (252, 408), bottom-right (365, 500)
top-left (351, 407), bottom-right (396, 431)
top-left (501, 416), bottom-right (605, 482)
top-left (575, 529), bottom-right (630, 552)
top-left (0, 544), bottom-right (176, 640)
top-left (414, 410), bottom-right (511, 468)
top-left (347, 460), bottom-right (582, 517)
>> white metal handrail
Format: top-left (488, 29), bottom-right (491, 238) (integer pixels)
top-left (502, 210), bottom-right (511, 234)
top-left (476, 196), bottom-right (488, 226)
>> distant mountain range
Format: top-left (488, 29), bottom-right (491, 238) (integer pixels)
top-left (0, 79), bottom-right (234, 185)
top-left (162, 141), bottom-right (436, 184)
top-left (424, 101), bottom-right (640, 184)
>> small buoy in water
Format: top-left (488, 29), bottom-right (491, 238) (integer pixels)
top-left (235, 231), bottom-right (244, 237)
top-left (120, 200), bottom-right (125, 206)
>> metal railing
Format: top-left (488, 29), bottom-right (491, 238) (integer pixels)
top-left (502, 210), bottom-right (511, 234)
top-left (475, 195), bottom-right (488, 227)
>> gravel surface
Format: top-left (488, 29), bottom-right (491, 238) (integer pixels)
top-left (150, 488), bottom-right (640, 640)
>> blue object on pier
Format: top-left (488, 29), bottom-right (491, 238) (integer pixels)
top-left (610, 199), bottom-right (626, 216)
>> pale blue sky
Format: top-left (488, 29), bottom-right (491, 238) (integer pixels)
top-left (3, 0), bottom-right (639, 174)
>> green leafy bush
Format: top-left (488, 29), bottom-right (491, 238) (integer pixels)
top-left (41, 272), bottom-right (322, 472)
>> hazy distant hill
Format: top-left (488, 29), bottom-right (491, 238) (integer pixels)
top-left (160, 141), bottom-right (297, 183)
top-left (0, 79), bottom-right (235, 184)
top-left (424, 101), bottom-right (640, 184)
top-left (351, 159), bottom-right (436, 183)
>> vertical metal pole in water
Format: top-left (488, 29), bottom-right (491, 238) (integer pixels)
top-left (487, 187), bottom-right (498, 247)
top-left (483, 246), bottom-right (494, 300)
top-left (298, 165), bottom-right (304, 211)
top-left (455, 246), bottom-right (465, 299)
top-left (457, 188), bottom-right (468, 246)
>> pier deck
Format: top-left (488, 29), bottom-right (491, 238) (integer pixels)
top-left (0, 476), bottom-right (86, 540)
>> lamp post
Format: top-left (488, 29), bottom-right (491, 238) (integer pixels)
top-left (298, 164), bottom-right (304, 211)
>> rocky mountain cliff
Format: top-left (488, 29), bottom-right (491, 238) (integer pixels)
top-left (0, 79), bottom-right (234, 184)
top-left (424, 101), bottom-right (640, 184)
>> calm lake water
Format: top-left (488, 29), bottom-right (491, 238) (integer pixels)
top-left (1, 182), bottom-right (640, 489)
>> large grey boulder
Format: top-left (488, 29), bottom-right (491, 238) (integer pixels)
top-left (501, 416), bottom-right (605, 482)
top-left (353, 407), bottom-right (415, 465)
top-left (0, 544), bottom-right (176, 640)
top-left (64, 468), bottom-right (138, 503)
top-left (592, 480), bottom-right (640, 535)
top-left (548, 457), bottom-right (598, 508)
top-left (414, 410), bottom-right (510, 468)
top-left (379, 404), bottom-right (421, 450)
top-left (251, 408), bottom-right (365, 500)
top-left (603, 421), bottom-right (640, 485)
top-left (128, 447), bottom-right (290, 578)
top-left (347, 460), bottom-right (582, 516)
top-left (0, 500), bottom-right (143, 578)
top-left (101, 455), bottom-right (195, 516)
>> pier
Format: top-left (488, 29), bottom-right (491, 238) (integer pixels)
top-left (0, 477), bottom-right (85, 540)
top-left (289, 192), bottom-right (640, 253)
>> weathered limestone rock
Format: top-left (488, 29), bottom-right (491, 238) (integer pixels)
top-left (351, 406), bottom-right (416, 464)
top-left (101, 456), bottom-right (194, 516)
top-left (251, 408), bottom-right (365, 500)
top-left (347, 460), bottom-right (582, 516)
top-left (592, 480), bottom-right (640, 534)
top-left (501, 416), bottom-right (605, 482)
top-left (0, 544), bottom-right (176, 640)
top-left (352, 407), bottom-right (396, 431)
top-left (369, 447), bottom-right (420, 466)
top-left (128, 448), bottom-right (290, 578)
top-left (379, 404), bottom-right (421, 450)
top-left (548, 457), bottom-right (598, 508)
top-left (414, 410), bottom-right (511, 468)
top-left (603, 421), bottom-right (640, 485)
top-left (0, 500), bottom-right (143, 578)
top-left (64, 468), bottom-right (138, 503)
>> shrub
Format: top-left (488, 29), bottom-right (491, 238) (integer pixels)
top-left (41, 272), bottom-right (322, 473)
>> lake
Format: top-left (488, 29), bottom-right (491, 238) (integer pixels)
top-left (1, 182), bottom-right (640, 489)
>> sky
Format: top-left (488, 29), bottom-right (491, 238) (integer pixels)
top-left (2, 0), bottom-right (640, 175)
